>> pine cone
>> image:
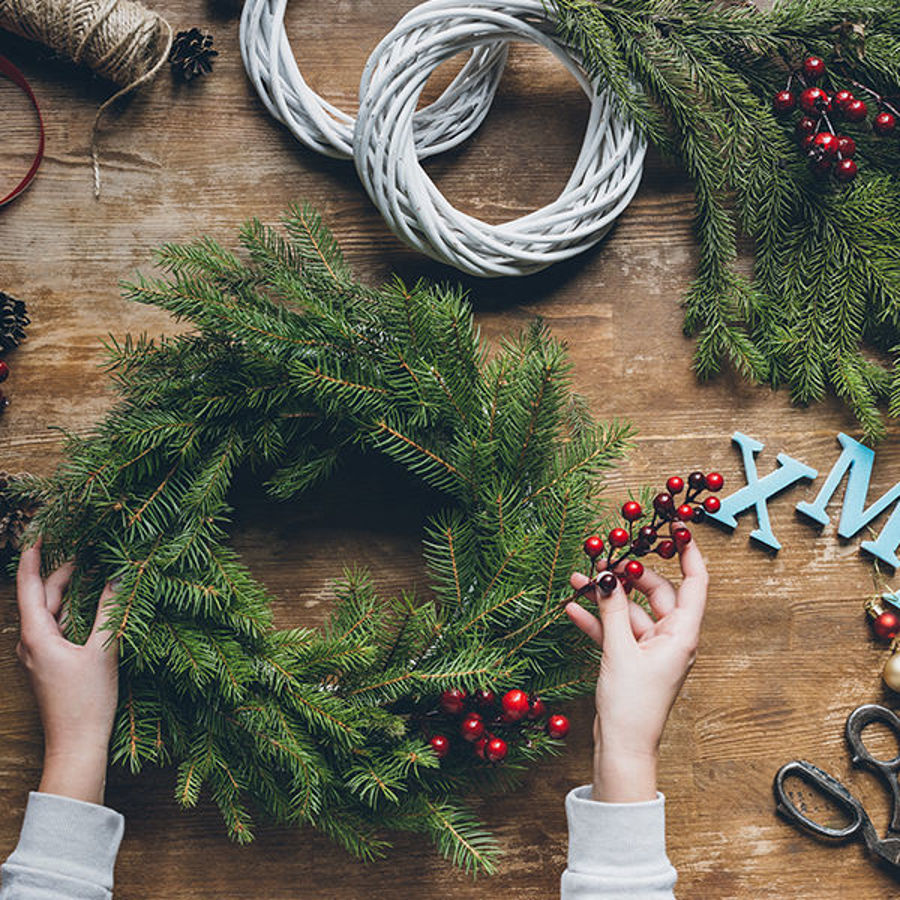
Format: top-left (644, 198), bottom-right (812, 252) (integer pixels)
top-left (169, 29), bottom-right (218, 81)
top-left (0, 473), bottom-right (37, 566)
top-left (0, 292), bottom-right (29, 352)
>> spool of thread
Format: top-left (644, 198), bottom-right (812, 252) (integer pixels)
top-left (0, 0), bottom-right (173, 196)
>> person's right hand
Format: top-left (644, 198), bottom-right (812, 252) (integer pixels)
top-left (566, 538), bottom-right (708, 802)
top-left (16, 539), bottom-right (120, 805)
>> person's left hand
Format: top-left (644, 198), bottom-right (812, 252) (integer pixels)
top-left (16, 539), bottom-right (119, 805)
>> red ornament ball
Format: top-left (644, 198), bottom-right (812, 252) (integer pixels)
top-left (833, 89), bottom-right (854, 111)
top-left (802, 56), bottom-right (825, 80)
top-left (799, 87), bottom-right (828, 115)
top-left (676, 504), bottom-right (694, 521)
top-left (473, 689), bottom-right (495, 707)
top-left (430, 734), bottom-right (450, 759)
top-left (528, 697), bottom-right (547, 720)
top-left (440, 688), bottom-right (467, 715)
top-left (622, 500), bottom-right (643, 521)
top-left (874, 111), bottom-right (897, 136)
top-left (772, 90), bottom-right (796, 115)
top-left (812, 132), bottom-right (839, 157)
top-left (501, 689), bottom-right (530, 722)
top-left (625, 559), bottom-right (644, 580)
top-left (795, 116), bottom-right (817, 138)
top-left (583, 535), bottom-right (605, 559)
top-left (653, 492), bottom-right (675, 514)
top-left (674, 527), bottom-right (693, 547)
top-left (843, 99), bottom-right (868, 122)
top-left (0, 361), bottom-right (9, 383)
top-left (835, 135), bottom-right (856, 157)
top-left (485, 737), bottom-right (508, 763)
top-left (597, 571), bottom-right (618, 594)
top-left (873, 611), bottom-right (900, 641)
top-left (547, 714), bottom-right (570, 739)
top-left (666, 475), bottom-right (684, 494)
top-left (705, 472), bottom-right (724, 492)
top-left (460, 713), bottom-right (485, 742)
top-left (834, 158), bottom-right (858, 182)
top-left (703, 496), bottom-right (721, 514)
top-left (656, 539), bottom-right (676, 559)
top-left (609, 527), bottom-right (630, 548)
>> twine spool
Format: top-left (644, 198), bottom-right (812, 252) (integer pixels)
top-left (0, 0), bottom-right (173, 195)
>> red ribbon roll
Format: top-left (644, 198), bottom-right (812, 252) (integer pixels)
top-left (0, 54), bottom-right (45, 208)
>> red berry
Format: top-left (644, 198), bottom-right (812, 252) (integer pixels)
top-left (473, 689), bottom-right (495, 707)
top-left (809, 155), bottom-right (833, 176)
top-left (687, 471), bottom-right (706, 490)
top-left (773, 90), bottom-right (796, 114)
top-left (624, 559), bottom-right (644, 580)
top-left (653, 492), bottom-right (675, 514)
top-left (430, 734), bottom-right (450, 759)
top-left (802, 56), bottom-right (825, 80)
top-left (812, 132), bottom-right (838, 157)
top-left (638, 525), bottom-right (658, 544)
top-left (691, 506), bottom-right (706, 523)
top-left (597, 571), bottom-right (618, 594)
top-left (474, 736), bottom-right (487, 759)
top-left (844, 99), bottom-right (868, 122)
top-left (485, 737), bottom-right (508, 763)
top-left (583, 535), bottom-right (605, 559)
top-left (0, 361), bottom-right (9, 383)
top-left (547, 714), bottom-right (570, 739)
top-left (674, 527), bottom-right (693, 547)
top-left (705, 472), bottom-right (724, 492)
top-left (799, 86), bottom-right (828, 115)
top-left (834, 158), bottom-right (858, 182)
top-left (656, 539), bottom-right (676, 559)
top-left (800, 134), bottom-right (815, 151)
top-left (609, 527), bottom-right (629, 548)
top-left (703, 496), bottom-right (721, 514)
top-left (835, 135), bottom-right (856, 157)
top-left (622, 500), bottom-right (643, 521)
top-left (676, 504), bottom-right (694, 521)
top-left (528, 697), bottom-right (547, 720)
top-left (460, 713), bottom-right (485, 742)
top-left (873, 611), bottom-right (900, 641)
top-left (440, 688), bottom-right (467, 715)
top-left (795, 116), bottom-right (817, 138)
top-left (874, 111), bottom-right (897, 136)
top-left (833, 89), bottom-right (854, 111)
top-left (666, 476), bottom-right (684, 494)
top-left (501, 689), bottom-right (530, 722)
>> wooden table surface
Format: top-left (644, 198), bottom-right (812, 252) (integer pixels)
top-left (3, 1), bottom-right (900, 896)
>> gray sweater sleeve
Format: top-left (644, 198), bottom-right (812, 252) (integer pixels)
top-left (0, 793), bottom-right (124, 899)
top-left (561, 786), bottom-right (677, 899)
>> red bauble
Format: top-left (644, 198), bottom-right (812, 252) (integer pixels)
top-left (653, 492), bottom-right (675, 514)
top-left (874, 111), bottom-right (897, 136)
top-left (772, 90), bottom-right (796, 114)
top-left (795, 116), bottom-right (817, 138)
top-left (597, 571), bottom-right (618, 594)
top-left (625, 559), bottom-right (644, 580)
top-left (501, 689), bottom-right (530, 722)
top-left (833, 89), bottom-right (854, 111)
top-left (638, 525), bottom-right (658, 544)
top-left (430, 734), bottom-right (450, 759)
top-left (703, 496), bottom-right (721, 513)
top-left (622, 500), bottom-right (643, 521)
top-left (873, 611), bottom-right (900, 640)
top-left (835, 135), bottom-right (856, 157)
top-left (843, 99), bottom-right (868, 122)
top-left (547, 714), bottom-right (570, 739)
top-left (799, 87), bottom-right (828, 115)
top-left (474, 689), bottom-right (496, 707)
top-left (812, 132), bottom-right (838, 157)
top-left (460, 713), bottom-right (485, 742)
top-left (0, 361), bottom-right (9, 383)
top-left (485, 737), bottom-right (508, 763)
top-left (705, 472), bottom-right (724, 492)
top-left (674, 527), bottom-right (693, 547)
top-left (440, 688), bottom-right (467, 715)
top-left (583, 535), bottom-right (605, 559)
top-left (834, 158), bottom-right (858, 182)
top-left (802, 56), bottom-right (825, 80)
top-left (528, 697), bottom-right (547, 720)
top-left (609, 527), bottom-right (630, 548)
top-left (656, 539), bottom-right (676, 559)
top-left (676, 504), bottom-right (694, 521)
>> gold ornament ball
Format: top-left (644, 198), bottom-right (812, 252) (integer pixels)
top-left (883, 652), bottom-right (900, 692)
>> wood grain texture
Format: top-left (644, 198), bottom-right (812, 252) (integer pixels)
top-left (3, 1), bottom-right (900, 896)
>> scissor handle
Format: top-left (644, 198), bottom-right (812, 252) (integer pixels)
top-left (846, 704), bottom-right (900, 833)
top-left (773, 760), bottom-right (865, 841)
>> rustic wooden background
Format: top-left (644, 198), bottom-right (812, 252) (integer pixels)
top-left (3, 1), bottom-right (900, 896)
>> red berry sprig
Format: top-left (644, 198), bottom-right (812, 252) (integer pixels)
top-left (771, 55), bottom-right (900, 184)
top-left (575, 470), bottom-right (724, 599)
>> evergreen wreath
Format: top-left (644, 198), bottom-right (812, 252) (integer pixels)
top-left (549, 0), bottom-right (900, 442)
top-left (16, 206), bottom-right (632, 873)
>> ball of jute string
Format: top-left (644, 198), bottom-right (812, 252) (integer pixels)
top-left (0, 0), bottom-right (172, 196)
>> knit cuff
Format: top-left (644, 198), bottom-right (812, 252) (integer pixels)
top-left (7, 792), bottom-right (125, 890)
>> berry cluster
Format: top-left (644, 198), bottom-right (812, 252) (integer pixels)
top-left (426, 688), bottom-right (570, 765)
top-left (772, 55), bottom-right (899, 183)
top-left (578, 471), bottom-right (724, 597)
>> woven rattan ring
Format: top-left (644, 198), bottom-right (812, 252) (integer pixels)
top-left (241, 0), bottom-right (646, 277)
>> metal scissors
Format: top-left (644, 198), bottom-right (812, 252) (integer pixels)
top-left (774, 704), bottom-right (900, 872)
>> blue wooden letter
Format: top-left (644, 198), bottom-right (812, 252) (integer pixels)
top-left (705, 432), bottom-right (817, 551)
top-left (796, 432), bottom-right (900, 569)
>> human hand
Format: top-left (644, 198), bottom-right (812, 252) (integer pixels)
top-left (566, 538), bottom-right (708, 802)
top-left (16, 540), bottom-right (119, 805)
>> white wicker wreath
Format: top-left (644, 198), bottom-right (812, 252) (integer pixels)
top-left (240, 0), bottom-right (646, 277)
